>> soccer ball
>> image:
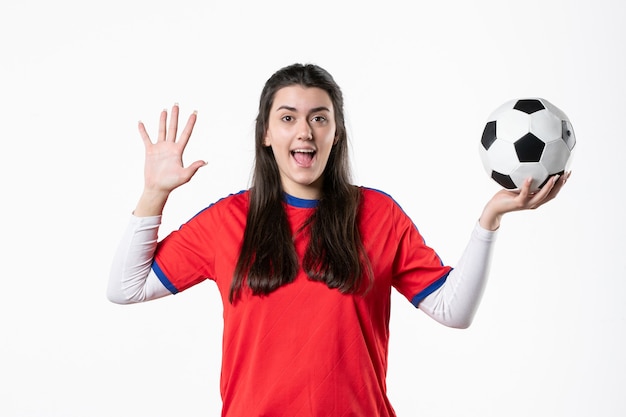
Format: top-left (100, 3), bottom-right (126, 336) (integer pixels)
top-left (479, 98), bottom-right (576, 191)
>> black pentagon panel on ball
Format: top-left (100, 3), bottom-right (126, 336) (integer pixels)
top-left (491, 171), bottom-right (517, 189)
top-left (515, 133), bottom-right (545, 162)
top-left (481, 121), bottom-right (497, 150)
top-left (513, 99), bottom-right (545, 114)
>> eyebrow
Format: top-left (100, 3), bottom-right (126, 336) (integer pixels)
top-left (275, 105), bottom-right (331, 113)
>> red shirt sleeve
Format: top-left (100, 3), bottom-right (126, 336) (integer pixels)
top-left (152, 191), bottom-right (248, 294)
top-left (360, 188), bottom-right (452, 306)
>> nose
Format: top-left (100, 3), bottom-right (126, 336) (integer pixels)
top-left (296, 118), bottom-right (313, 141)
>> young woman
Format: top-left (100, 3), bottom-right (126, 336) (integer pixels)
top-left (108, 63), bottom-right (569, 416)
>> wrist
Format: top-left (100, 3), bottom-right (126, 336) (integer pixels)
top-left (133, 189), bottom-right (170, 217)
top-left (479, 208), bottom-right (502, 231)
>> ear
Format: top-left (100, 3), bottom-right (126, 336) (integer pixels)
top-left (263, 132), bottom-right (271, 147)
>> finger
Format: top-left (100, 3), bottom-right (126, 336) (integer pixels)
top-left (178, 160), bottom-right (208, 185)
top-left (528, 174), bottom-right (559, 208)
top-left (516, 177), bottom-right (532, 201)
top-left (138, 121), bottom-right (153, 146)
top-left (563, 170), bottom-right (572, 184)
top-left (176, 110), bottom-right (198, 149)
top-left (157, 108), bottom-right (168, 142)
top-left (167, 103), bottom-right (179, 142)
top-left (187, 159), bottom-right (208, 175)
top-left (544, 172), bottom-right (570, 201)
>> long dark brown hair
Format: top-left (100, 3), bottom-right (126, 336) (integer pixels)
top-left (230, 63), bottom-right (372, 303)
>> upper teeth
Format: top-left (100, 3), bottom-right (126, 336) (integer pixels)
top-left (293, 149), bottom-right (314, 153)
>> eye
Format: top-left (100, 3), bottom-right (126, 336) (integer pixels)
top-left (281, 115), bottom-right (294, 122)
top-left (311, 115), bottom-right (327, 123)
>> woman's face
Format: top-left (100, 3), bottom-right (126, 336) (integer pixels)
top-left (264, 85), bottom-right (337, 200)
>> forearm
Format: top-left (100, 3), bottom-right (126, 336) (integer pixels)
top-left (107, 215), bottom-right (171, 304)
top-left (419, 222), bottom-right (497, 328)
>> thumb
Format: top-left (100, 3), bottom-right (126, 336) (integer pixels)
top-left (183, 160), bottom-right (208, 180)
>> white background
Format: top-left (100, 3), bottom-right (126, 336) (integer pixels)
top-left (1, 0), bottom-right (625, 416)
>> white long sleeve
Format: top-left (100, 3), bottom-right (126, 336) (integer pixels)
top-left (418, 223), bottom-right (498, 329)
top-left (107, 215), bottom-right (171, 304)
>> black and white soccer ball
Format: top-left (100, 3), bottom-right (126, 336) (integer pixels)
top-left (479, 98), bottom-right (576, 191)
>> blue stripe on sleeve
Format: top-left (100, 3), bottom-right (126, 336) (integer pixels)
top-left (410, 270), bottom-right (452, 307)
top-left (151, 261), bottom-right (179, 295)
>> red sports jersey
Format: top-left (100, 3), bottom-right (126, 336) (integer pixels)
top-left (152, 188), bottom-right (452, 417)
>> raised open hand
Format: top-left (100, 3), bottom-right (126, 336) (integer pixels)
top-left (132, 104), bottom-right (207, 217)
top-left (479, 172), bottom-right (571, 230)
top-left (138, 104), bottom-right (206, 194)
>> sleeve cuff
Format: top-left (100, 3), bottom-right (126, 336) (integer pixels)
top-left (473, 220), bottom-right (498, 242)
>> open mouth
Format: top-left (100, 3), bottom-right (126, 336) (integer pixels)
top-left (291, 149), bottom-right (316, 167)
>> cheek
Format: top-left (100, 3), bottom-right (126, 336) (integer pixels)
top-left (318, 143), bottom-right (336, 164)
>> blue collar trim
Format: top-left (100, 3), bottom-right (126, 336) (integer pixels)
top-left (284, 193), bottom-right (319, 208)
